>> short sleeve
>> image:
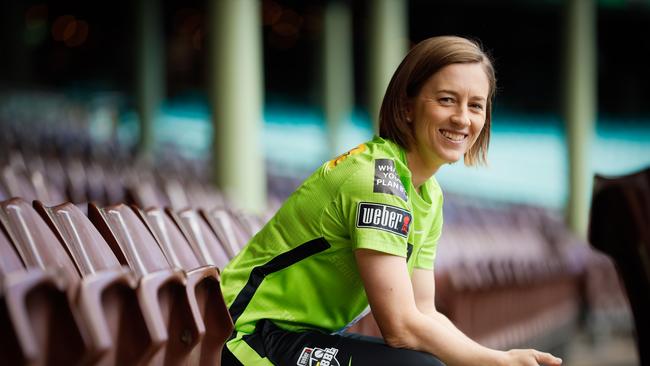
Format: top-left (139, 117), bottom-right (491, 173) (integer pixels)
top-left (336, 161), bottom-right (412, 258)
top-left (413, 186), bottom-right (444, 270)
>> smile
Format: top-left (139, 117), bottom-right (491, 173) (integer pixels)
top-left (439, 129), bottom-right (467, 142)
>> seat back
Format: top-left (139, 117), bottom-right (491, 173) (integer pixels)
top-left (1, 166), bottom-right (37, 202)
top-left (35, 201), bottom-right (125, 276)
top-left (171, 208), bottom-right (230, 269)
top-left (0, 198), bottom-right (79, 287)
top-left (0, 225), bottom-right (24, 275)
top-left (230, 209), bottom-right (263, 239)
top-left (88, 203), bottom-right (171, 279)
top-left (137, 207), bottom-right (201, 271)
top-left (200, 208), bottom-right (243, 259)
top-left (125, 171), bottom-right (170, 210)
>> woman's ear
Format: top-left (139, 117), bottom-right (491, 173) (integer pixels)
top-left (404, 99), bottom-right (413, 123)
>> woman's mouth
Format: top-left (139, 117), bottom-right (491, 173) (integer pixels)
top-left (439, 129), bottom-right (467, 142)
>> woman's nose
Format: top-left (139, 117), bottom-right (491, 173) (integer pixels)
top-left (450, 106), bottom-right (471, 127)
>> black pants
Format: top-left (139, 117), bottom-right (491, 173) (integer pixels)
top-left (222, 320), bottom-right (445, 366)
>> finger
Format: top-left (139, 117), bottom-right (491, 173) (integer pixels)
top-left (535, 351), bottom-right (562, 365)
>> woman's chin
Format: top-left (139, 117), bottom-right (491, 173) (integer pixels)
top-left (439, 152), bottom-right (464, 165)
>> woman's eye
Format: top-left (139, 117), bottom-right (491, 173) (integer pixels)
top-left (470, 103), bottom-right (484, 111)
top-left (439, 97), bottom-right (454, 104)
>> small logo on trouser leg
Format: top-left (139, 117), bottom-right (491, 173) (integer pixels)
top-left (297, 347), bottom-right (340, 366)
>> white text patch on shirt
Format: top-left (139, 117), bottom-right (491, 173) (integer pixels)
top-left (373, 159), bottom-right (407, 201)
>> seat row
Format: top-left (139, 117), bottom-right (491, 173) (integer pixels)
top-left (0, 150), bottom-right (225, 211)
top-left (0, 197), bottom-right (252, 365)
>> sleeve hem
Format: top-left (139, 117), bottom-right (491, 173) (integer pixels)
top-left (353, 242), bottom-right (406, 258)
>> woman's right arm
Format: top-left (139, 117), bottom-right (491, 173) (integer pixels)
top-left (355, 248), bottom-right (562, 366)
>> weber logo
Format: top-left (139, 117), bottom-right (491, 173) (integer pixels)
top-left (373, 159), bottom-right (407, 201)
top-left (356, 202), bottom-right (411, 237)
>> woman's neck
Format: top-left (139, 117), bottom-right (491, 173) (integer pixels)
top-left (405, 149), bottom-right (440, 191)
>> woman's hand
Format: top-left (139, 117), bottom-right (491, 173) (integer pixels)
top-left (502, 349), bottom-right (562, 366)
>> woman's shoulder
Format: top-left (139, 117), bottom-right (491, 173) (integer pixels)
top-left (324, 137), bottom-right (402, 173)
top-left (317, 138), bottom-right (407, 208)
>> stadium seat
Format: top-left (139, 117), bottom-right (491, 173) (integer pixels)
top-left (34, 200), bottom-right (152, 365)
top-left (88, 203), bottom-right (201, 365)
top-left (137, 206), bottom-right (234, 365)
top-left (0, 198), bottom-right (89, 364)
top-left (1, 166), bottom-right (38, 202)
top-left (168, 208), bottom-right (230, 268)
top-left (200, 208), bottom-right (245, 258)
top-left (228, 208), bottom-right (263, 239)
top-left (125, 170), bottom-right (171, 209)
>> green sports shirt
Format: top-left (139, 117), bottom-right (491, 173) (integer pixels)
top-left (220, 136), bottom-right (443, 341)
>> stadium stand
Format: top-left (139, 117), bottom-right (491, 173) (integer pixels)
top-left (0, 101), bottom-right (637, 364)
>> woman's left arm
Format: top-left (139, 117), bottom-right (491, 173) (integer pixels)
top-left (411, 268), bottom-right (477, 339)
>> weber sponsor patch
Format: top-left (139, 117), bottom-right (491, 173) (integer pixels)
top-left (356, 202), bottom-right (412, 237)
top-left (297, 346), bottom-right (340, 366)
top-left (373, 159), bottom-right (407, 201)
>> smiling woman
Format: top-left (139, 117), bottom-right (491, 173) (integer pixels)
top-left (406, 62), bottom-right (490, 187)
top-left (219, 36), bottom-right (563, 366)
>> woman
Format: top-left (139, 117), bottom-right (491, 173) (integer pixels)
top-left (220, 36), bottom-right (563, 366)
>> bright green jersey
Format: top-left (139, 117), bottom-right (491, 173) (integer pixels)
top-left (220, 136), bottom-right (443, 340)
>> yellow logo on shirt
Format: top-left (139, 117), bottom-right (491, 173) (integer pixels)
top-left (327, 143), bottom-right (367, 170)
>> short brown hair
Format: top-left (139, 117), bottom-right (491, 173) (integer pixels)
top-left (379, 36), bottom-right (496, 166)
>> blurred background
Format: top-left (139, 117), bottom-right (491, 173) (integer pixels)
top-left (1, 0), bottom-right (648, 365)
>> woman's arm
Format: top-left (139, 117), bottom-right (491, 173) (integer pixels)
top-left (411, 268), bottom-right (476, 339)
top-left (355, 249), bottom-right (562, 366)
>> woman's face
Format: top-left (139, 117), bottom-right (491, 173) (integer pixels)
top-left (407, 62), bottom-right (490, 170)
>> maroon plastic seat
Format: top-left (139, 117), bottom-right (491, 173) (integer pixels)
top-left (88, 203), bottom-right (202, 365)
top-left (23, 155), bottom-right (67, 206)
top-left (1, 221), bottom-right (80, 366)
top-left (1, 166), bottom-right (38, 201)
top-left (62, 156), bottom-right (89, 204)
top-left (160, 177), bottom-right (191, 211)
top-left (169, 208), bottom-right (230, 269)
top-left (200, 208), bottom-right (246, 258)
top-left (185, 183), bottom-right (225, 211)
top-left (125, 171), bottom-right (170, 209)
top-left (35, 200), bottom-right (151, 365)
top-left (0, 198), bottom-right (88, 365)
top-left (137, 206), bottom-right (234, 366)
top-left (229, 208), bottom-right (263, 239)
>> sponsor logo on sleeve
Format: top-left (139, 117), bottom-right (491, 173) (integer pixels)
top-left (327, 143), bottom-right (367, 170)
top-left (373, 159), bottom-right (407, 201)
top-left (356, 202), bottom-right (412, 238)
top-left (297, 346), bottom-right (340, 366)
